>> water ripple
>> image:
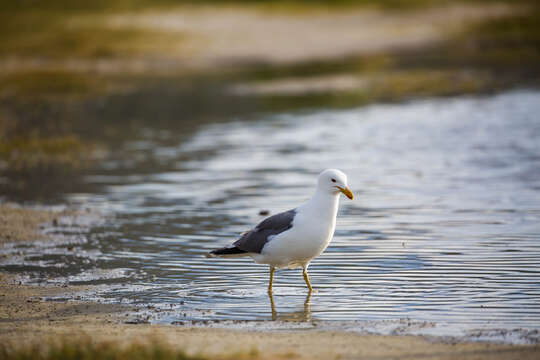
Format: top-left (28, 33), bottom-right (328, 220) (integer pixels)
top-left (5, 90), bottom-right (540, 341)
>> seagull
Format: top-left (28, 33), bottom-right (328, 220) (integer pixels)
top-left (207, 169), bottom-right (353, 293)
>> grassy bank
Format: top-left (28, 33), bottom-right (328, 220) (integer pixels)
top-left (0, 341), bottom-right (209, 360)
top-left (0, 0), bottom-right (521, 12)
top-left (232, 4), bottom-right (540, 109)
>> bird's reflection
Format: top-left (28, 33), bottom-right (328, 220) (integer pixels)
top-left (268, 290), bottom-right (312, 321)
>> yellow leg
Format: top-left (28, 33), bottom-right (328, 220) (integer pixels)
top-left (302, 267), bottom-right (313, 292)
top-left (268, 266), bottom-right (275, 293)
top-left (268, 291), bottom-right (277, 321)
top-left (303, 291), bottom-right (312, 321)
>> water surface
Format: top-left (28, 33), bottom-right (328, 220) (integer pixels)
top-left (3, 89), bottom-right (540, 343)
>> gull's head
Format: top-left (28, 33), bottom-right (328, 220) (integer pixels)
top-left (317, 169), bottom-right (353, 200)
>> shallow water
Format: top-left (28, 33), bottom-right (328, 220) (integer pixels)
top-left (3, 89), bottom-right (540, 343)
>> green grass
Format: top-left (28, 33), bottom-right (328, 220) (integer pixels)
top-left (0, 135), bottom-right (99, 170)
top-left (457, 9), bottom-right (540, 68)
top-left (0, 0), bottom-right (534, 13)
top-left (0, 339), bottom-right (264, 360)
top-left (0, 13), bottom-right (186, 59)
top-left (0, 71), bottom-right (105, 97)
top-left (237, 55), bottom-right (392, 81)
top-left (234, 1), bottom-right (540, 110)
top-left (254, 69), bottom-right (491, 111)
top-left (0, 341), bottom-right (209, 360)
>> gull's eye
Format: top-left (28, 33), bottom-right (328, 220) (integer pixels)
top-left (331, 178), bottom-right (336, 183)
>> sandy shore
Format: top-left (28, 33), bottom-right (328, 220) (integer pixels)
top-left (1, 2), bottom-right (520, 74)
top-left (107, 3), bottom-right (516, 65)
top-left (0, 205), bottom-right (73, 244)
top-left (1, 271), bottom-right (539, 359)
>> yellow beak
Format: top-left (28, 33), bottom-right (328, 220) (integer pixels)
top-left (338, 186), bottom-right (354, 200)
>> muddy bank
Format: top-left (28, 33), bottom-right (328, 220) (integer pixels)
top-left (0, 273), bottom-right (130, 327)
top-left (0, 204), bottom-right (101, 245)
top-left (1, 273), bottom-right (539, 360)
top-left (0, 205), bottom-right (63, 244)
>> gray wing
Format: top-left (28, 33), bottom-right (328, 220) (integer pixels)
top-left (233, 209), bottom-right (296, 254)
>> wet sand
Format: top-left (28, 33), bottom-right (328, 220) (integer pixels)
top-left (1, 271), bottom-right (539, 359)
top-left (0, 205), bottom-right (75, 244)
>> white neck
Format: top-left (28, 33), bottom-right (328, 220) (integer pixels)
top-left (301, 188), bottom-right (340, 220)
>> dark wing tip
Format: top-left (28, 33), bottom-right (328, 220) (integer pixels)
top-left (208, 246), bottom-right (248, 257)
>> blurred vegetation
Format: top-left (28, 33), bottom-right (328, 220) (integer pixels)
top-left (0, 71), bottom-right (105, 97)
top-left (255, 70), bottom-right (492, 110)
top-left (0, 0), bottom-right (539, 191)
top-left (239, 2), bottom-right (540, 110)
top-left (0, 0), bottom-right (525, 12)
top-left (0, 135), bottom-right (97, 171)
top-left (0, 338), bottom-right (266, 360)
top-left (0, 14), bottom-right (186, 59)
top-left (0, 340), bottom-right (209, 360)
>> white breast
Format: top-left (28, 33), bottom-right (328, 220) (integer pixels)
top-left (252, 192), bottom-right (340, 269)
